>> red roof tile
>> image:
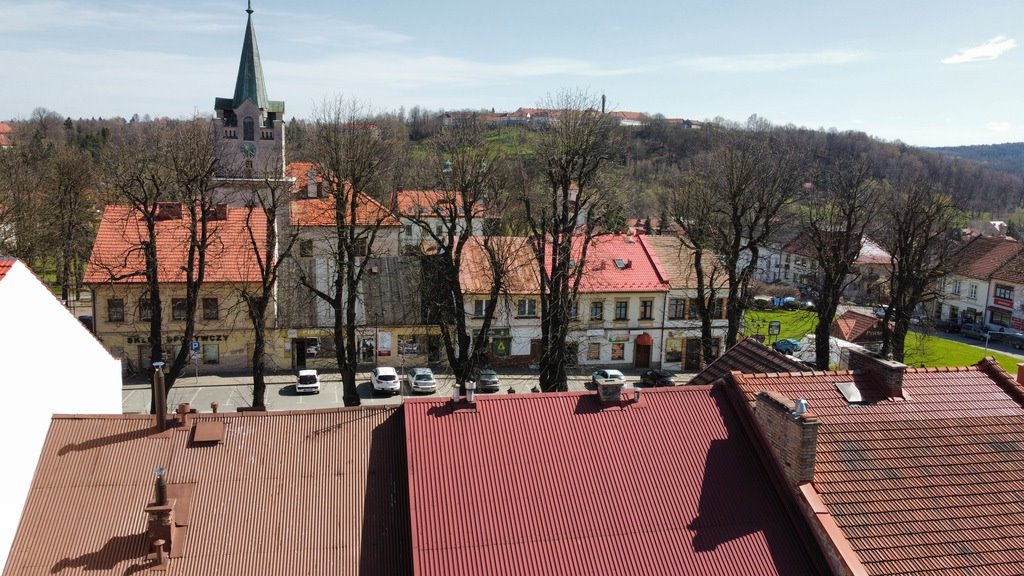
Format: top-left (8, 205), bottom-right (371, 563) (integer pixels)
top-left (403, 387), bottom-right (827, 576)
top-left (4, 407), bottom-right (411, 576)
top-left (287, 162), bottom-right (400, 227)
top-left (953, 235), bottom-right (1023, 281)
top-left (0, 258), bottom-right (14, 281)
top-left (735, 360), bottom-right (1024, 576)
top-left (830, 310), bottom-right (885, 343)
top-left (83, 204), bottom-right (266, 284)
top-left (391, 189), bottom-right (486, 219)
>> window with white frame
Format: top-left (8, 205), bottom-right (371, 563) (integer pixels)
top-left (967, 283), bottom-right (978, 300)
top-left (590, 301), bottom-right (603, 321)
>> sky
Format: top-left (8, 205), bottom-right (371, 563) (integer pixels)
top-left (0, 0), bottom-right (1020, 147)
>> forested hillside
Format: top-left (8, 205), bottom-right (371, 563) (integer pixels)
top-left (928, 142), bottom-right (1024, 178)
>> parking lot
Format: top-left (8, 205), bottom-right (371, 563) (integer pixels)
top-left (122, 367), bottom-right (692, 414)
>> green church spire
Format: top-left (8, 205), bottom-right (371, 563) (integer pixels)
top-left (232, 1), bottom-right (269, 110)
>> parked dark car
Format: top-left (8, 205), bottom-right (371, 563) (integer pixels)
top-left (639, 369), bottom-right (676, 387)
top-left (932, 318), bottom-right (961, 333)
top-left (988, 328), bottom-right (1024, 349)
top-left (960, 323), bottom-right (989, 340)
top-left (773, 338), bottom-right (802, 354)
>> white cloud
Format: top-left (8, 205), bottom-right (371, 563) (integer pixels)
top-left (674, 50), bottom-right (865, 72)
top-left (987, 121), bottom-right (1011, 132)
top-left (941, 36), bottom-right (1017, 64)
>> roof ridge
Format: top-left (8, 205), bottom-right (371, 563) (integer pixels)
top-left (974, 356), bottom-right (1024, 406)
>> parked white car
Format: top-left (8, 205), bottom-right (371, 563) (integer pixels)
top-left (295, 369), bottom-right (320, 394)
top-left (372, 366), bottom-right (401, 395)
top-left (591, 369), bottom-right (626, 387)
top-left (406, 367), bottom-right (438, 394)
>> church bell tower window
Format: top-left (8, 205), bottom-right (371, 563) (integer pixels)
top-left (243, 117), bottom-right (255, 141)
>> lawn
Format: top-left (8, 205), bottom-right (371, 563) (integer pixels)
top-left (744, 309), bottom-right (1021, 373)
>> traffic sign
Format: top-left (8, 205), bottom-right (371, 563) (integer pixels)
top-left (190, 340), bottom-right (200, 352)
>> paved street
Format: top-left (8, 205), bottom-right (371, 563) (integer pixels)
top-left (122, 367), bottom-right (683, 414)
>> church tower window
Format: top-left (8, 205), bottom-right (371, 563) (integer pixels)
top-left (243, 117), bottom-right (255, 141)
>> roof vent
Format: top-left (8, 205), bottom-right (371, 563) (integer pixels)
top-left (614, 258), bottom-right (631, 270)
top-left (793, 398), bottom-right (809, 416)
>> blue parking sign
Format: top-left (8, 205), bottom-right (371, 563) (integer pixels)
top-left (190, 340), bottom-right (200, 352)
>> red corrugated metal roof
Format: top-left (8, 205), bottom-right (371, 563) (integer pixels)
top-left (403, 386), bottom-right (826, 576)
top-left (4, 408), bottom-right (411, 576)
top-left (83, 204), bottom-right (267, 285)
top-left (735, 359), bottom-right (1024, 575)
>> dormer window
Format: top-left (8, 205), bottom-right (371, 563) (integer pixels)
top-left (243, 117), bottom-right (255, 141)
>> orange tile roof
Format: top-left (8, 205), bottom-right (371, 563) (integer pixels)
top-left (5, 407), bottom-right (410, 576)
top-left (391, 189), bottom-right (488, 219)
top-left (287, 162), bottom-right (400, 227)
top-left (458, 236), bottom-right (538, 295)
top-left (830, 309), bottom-right (885, 343)
top-left (83, 204), bottom-right (266, 284)
top-left (458, 234), bottom-right (670, 295)
top-left (0, 258), bottom-right (14, 281)
top-left (990, 244), bottom-right (1024, 284)
top-left (735, 359), bottom-right (1024, 575)
top-left (404, 387), bottom-right (828, 575)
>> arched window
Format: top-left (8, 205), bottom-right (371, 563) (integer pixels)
top-left (243, 117), bottom-right (255, 141)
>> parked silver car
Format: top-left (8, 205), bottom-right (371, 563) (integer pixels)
top-left (406, 367), bottom-right (438, 394)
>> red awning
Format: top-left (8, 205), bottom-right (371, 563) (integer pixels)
top-left (635, 333), bottom-right (654, 346)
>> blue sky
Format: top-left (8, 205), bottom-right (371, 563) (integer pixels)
top-left (0, 0), bottom-right (1020, 147)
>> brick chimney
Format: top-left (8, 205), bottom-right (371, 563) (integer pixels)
top-left (145, 469), bottom-right (175, 559)
top-left (598, 381), bottom-right (624, 404)
top-left (1017, 363), bottom-right (1024, 386)
top-left (848, 349), bottom-right (907, 398)
top-left (754, 391), bottom-right (820, 485)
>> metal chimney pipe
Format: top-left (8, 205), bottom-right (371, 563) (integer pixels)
top-left (153, 362), bottom-right (167, 431)
top-left (153, 466), bottom-right (167, 505)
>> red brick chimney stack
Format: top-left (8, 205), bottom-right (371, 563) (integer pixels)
top-left (754, 391), bottom-right (820, 485)
top-left (848, 349), bottom-right (907, 398)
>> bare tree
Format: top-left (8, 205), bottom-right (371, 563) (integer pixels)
top-left (879, 154), bottom-right (962, 361)
top-left (47, 145), bottom-right (98, 303)
top-left (519, 90), bottom-right (624, 392)
top-left (407, 115), bottom-right (513, 390)
top-left (666, 168), bottom-right (728, 368)
top-left (238, 171), bottom-right (297, 408)
top-left (800, 137), bottom-right (883, 369)
top-left (690, 125), bottom-right (805, 348)
top-left (96, 119), bottom-right (219, 410)
top-left (300, 97), bottom-right (405, 406)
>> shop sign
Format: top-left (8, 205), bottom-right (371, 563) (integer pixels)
top-left (994, 297), bottom-right (1013, 308)
top-left (126, 334), bottom-right (229, 345)
top-left (608, 333), bottom-right (629, 343)
top-left (378, 331), bottom-right (392, 356)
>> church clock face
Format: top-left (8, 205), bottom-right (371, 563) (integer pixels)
top-left (240, 141), bottom-right (257, 158)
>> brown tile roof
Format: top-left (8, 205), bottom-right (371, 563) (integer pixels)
top-left (286, 162), bottom-right (401, 228)
top-left (643, 235), bottom-right (726, 290)
top-left (830, 309), bottom-right (885, 343)
top-left (734, 359), bottom-right (1024, 576)
top-left (952, 235), bottom-right (1023, 281)
top-left (83, 204), bottom-right (266, 285)
top-left (781, 231), bottom-right (890, 265)
top-left (991, 246), bottom-right (1024, 284)
top-left (458, 236), bottom-right (538, 295)
top-left (391, 189), bottom-right (486, 219)
top-left (4, 407), bottom-right (411, 576)
top-left (690, 337), bottom-right (808, 386)
top-left (403, 387), bottom-right (828, 575)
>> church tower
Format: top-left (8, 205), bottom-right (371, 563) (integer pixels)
top-left (214, 1), bottom-right (285, 177)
